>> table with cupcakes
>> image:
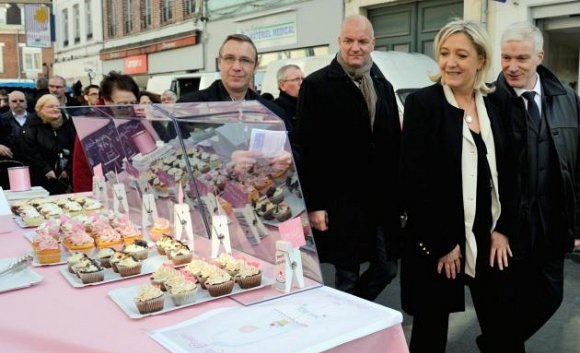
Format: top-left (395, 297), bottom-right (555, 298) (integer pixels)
top-left (0, 190), bottom-right (408, 353)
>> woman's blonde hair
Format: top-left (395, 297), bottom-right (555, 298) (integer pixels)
top-left (431, 19), bottom-right (493, 94)
top-left (35, 94), bottom-right (63, 128)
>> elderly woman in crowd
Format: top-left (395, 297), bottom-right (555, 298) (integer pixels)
top-left (19, 94), bottom-right (76, 194)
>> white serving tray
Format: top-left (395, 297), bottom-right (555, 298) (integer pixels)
top-left (4, 186), bottom-right (50, 201)
top-left (59, 250), bottom-right (175, 288)
top-left (0, 257), bottom-right (43, 293)
top-left (23, 231), bottom-right (68, 267)
top-left (108, 276), bottom-right (275, 319)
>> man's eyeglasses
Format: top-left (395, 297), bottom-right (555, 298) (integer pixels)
top-left (220, 55), bottom-right (256, 67)
top-left (87, 93), bottom-right (99, 96)
top-left (283, 77), bottom-right (304, 83)
top-left (10, 100), bottom-right (25, 103)
top-left (49, 85), bottom-right (64, 89)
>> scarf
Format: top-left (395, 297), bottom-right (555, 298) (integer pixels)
top-left (337, 53), bottom-right (377, 130)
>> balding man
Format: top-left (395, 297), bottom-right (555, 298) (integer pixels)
top-left (296, 15), bottom-right (400, 300)
top-left (0, 90), bottom-right (30, 161)
top-left (273, 64), bottom-right (304, 143)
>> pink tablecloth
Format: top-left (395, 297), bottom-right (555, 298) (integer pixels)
top-left (0, 221), bottom-right (409, 353)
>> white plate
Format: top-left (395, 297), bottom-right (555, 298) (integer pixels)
top-left (0, 258), bottom-right (43, 293)
top-left (59, 251), bottom-right (175, 288)
top-left (108, 276), bottom-right (275, 319)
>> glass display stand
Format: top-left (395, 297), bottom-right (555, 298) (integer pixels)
top-left (66, 101), bottom-right (322, 305)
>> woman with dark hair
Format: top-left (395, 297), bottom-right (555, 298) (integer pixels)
top-left (72, 71), bottom-right (140, 192)
top-left (139, 91), bottom-right (161, 104)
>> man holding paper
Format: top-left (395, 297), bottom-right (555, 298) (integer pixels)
top-left (296, 15), bottom-right (401, 300)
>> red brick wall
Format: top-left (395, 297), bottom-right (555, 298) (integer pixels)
top-left (0, 32), bottom-right (54, 80)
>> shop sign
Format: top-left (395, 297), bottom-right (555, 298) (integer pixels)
top-left (124, 55), bottom-right (148, 74)
top-left (238, 12), bottom-right (297, 50)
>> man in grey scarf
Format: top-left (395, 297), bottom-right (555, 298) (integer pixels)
top-left (296, 15), bottom-right (401, 300)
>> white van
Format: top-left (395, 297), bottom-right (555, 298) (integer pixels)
top-left (146, 72), bottom-right (221, 97)
top-left (261, 51), bottom-right (439, 120)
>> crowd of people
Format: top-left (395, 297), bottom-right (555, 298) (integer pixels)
top-left (0, 13), bottom-right (579, 353)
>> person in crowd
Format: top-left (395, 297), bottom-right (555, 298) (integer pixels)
top-left (18, 94), bottom-right (76, 195)
top-left (33, 78), bottom-right (49, 107)
top-left (72, 71), bottom-right (141, 192)
top-left (139, 91), bottom-right (161, 104)
top-left (295, 15), bottom-right (400, 301)
top-left (83, 85), bottom-right (100, 106)
top-left (178, 34), bottom-right (287, 127)
top-left (0, 89), bottom-right (9, 114)
top-left (0, 90), bottom-right (30, 161)
top-left (161, 90), bottom-right (177, 104)
top-left (399, 19), bottom-right (518, 353)
top-left (49, 75), bottom-right (80, 107)
top-left (273, 64), bottom-right (304, 142)
top-left (178, 33), bottom-right (291, 171)
top-left (487, 21), bottom-right (580, 351)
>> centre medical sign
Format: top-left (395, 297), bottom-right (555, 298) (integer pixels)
top-left (238, 12), bottom-right (297, 50)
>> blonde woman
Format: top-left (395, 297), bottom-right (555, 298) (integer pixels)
top-left (19, 94), bottom-right (76, 194)
top-left (400, 20), bottom-right (517, 353)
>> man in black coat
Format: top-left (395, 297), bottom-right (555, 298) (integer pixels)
top-left (0, 90), bottom-right (30, 162)
top-left (273, 64), bottom-right (304, 144)
top-left (491, 21), bottom-right (580, 351)
top-left (296, 15), bottom-right (400, 301)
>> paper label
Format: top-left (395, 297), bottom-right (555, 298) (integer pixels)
top-left (249, 129), bottom-right (287, 158)
top-left (278, 217), bottom-right (306, 248)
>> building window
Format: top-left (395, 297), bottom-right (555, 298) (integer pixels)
top-left (141, 0), bottom-right (151, 29)
top-left (6, 4), bottom-right (21, 25)
top-left (108, 0), bottom-right (117, 37)
top-left (63, 9), bottom-right (69, 47)
top-left (22, 47), bottom-right (41, 71)
top-left (183, 0), bottom-right (194, 15)
top-left (0, 44), bottom-right (4, 73)
top-left (161, 0), bottom-right (173, 23)
top-left (73, 5), bottom-right (80, 44)
top-left (85, 0), bottom-right (93, 40)
top-left (124, 0), bottom-right (133, 33)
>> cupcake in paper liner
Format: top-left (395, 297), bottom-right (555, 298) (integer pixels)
top-left (96, 247), bottom-right (116, 268)
top-left (116, 255), bottom-right (142, 277)
top-left (205, 270), bottom-right (234, 297)
top-left (134, 285), bottom-right (165, 314)
top-left (169, 242), bottom-right (192, 266)
top-left (236, 261), bottom-right (262, 289)
top-left (167, 277), bottom-right (198, 306)
top-left (76, 259), bottom-right (105, 284)
top-left (123, 240), bottom-right (149, 261)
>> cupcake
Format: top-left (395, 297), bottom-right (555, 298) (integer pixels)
top-left (94, 222), bottom-right (124, 251)
top-left (96, 247), bottom-right (116, 268)
top-left (151, 219), bottom-right (172, 243)
top-left (62, 227), bottom-right (95, 256)
top-left (116, 218), bottom-right (143, 245)
top-left (109, 251), bottom-right (131, 273)
top-left (236, 262), bottom-right (262, 289)
top-left (273, 202), bottom-right (292, 222)
top-left (150, 263), bottom-right (180, 291)
top-left (168, 242), bottom-right (192, 266)
top-left (167, 277), bottom-right (198, 306)
top-left (76, 258), bottom-right (105, 284)
top-left (254, 176), bottom-right (273, 195)
top-left (34, 235), bottom-right (62, 264)
top-left (67, 252), bottom-right (88, 273)
top-left (197, 263), bottom-right (219, 289)
top-left (123, 240), bottom-right (149, 261)
top-left (116, 255), bottom-right (142, 277)
top-left (134, 285), bottom-right (165, 314)
top-left (205, 270), bottom-right (234, 297)
top-left (266, 186), bottom-right (285, 204)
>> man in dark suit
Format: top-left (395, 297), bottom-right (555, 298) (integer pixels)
top-left (0, 90), bottom-right (30, 162)
top-left (273, 64), bottom-right (304, 144)
top-left (296, 15), bottom-right (400, 300)
top-left (494, 21), bottom-right (580, 350)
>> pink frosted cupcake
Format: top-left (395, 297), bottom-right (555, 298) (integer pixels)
top-left (150, 217), bottom-right (172, 242)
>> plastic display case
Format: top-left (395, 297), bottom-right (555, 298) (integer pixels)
top-left (65, 101), bottom-right (322, 304)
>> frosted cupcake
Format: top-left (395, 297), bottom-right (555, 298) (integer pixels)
top-left (116, 255), bottom-right (142, 277)
top-left (123, 240), bottom-right (149, 260)
top-left (205, 270), bottom-right (234, 297)
top-left (96, 247), bottom-right (116, 268)
top-left (151, 263), bottom-right (180, 291)
top-left (134, 285), bottom-right (165, 314)
top-left (168, 242), bottom-right (192, 266)
top-left (150, 217), bottom-right (172, 242)
top-left (34, 234), bottom-right (61, 264)
top-left (167, 277), bottom-right (198, 306)
top-left (236, 262), bottom-right (262, 289)
top-left (76, 258), bottom-right (105, 284)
